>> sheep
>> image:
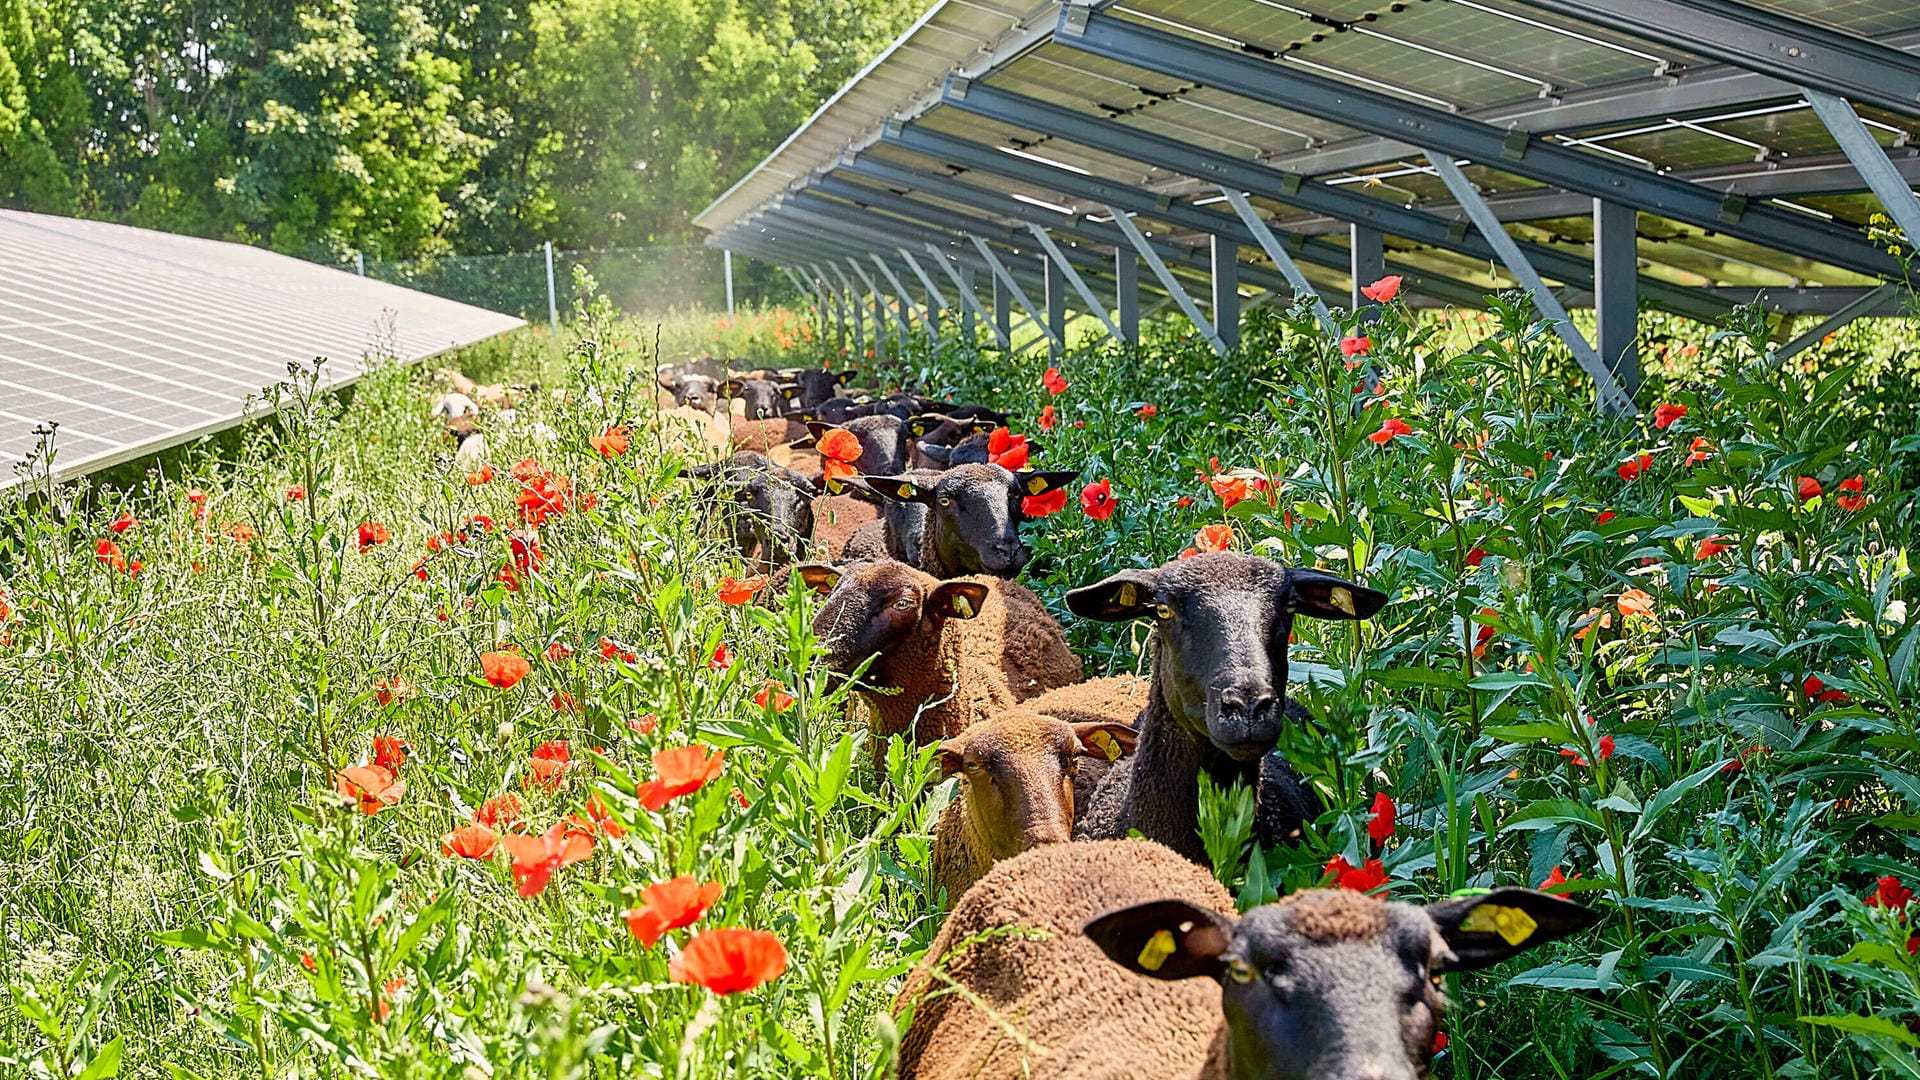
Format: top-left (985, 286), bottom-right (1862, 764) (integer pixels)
top-left (657, 361), bottom-right (728, 414)
top-left (683, 452), bottom-right (818, 571)
top-left (725, 377), bottom-right (799, 420)
top-left (841, 463), bottom-right (1078, 579)
top-left (1064, 553), bottom-right (1388, 865)
top-left (452, 428), bottom-right (490, 472)
top-left (795, 396), bottom-right (867, 426)
top-left (1025, 674), bottom-right (1151, 812)
top-left (893, 837), bottom-right (1600, 1080)
top-left (782, 367), bottom-right (857, 408)
top-left (805, 416), bottom-right (915, 478)
top-left (796, 560), bottom-right (1081, 764)
top-left (908, 415), bottom-right (1000, 469)
top-left (431, 391), bottom-right (479, 423)
top-left (928, 708), bottom-right (1138, 904)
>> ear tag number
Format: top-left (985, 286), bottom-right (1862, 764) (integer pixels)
top-left (1118, 583), bottom-right (1138, 608)
top-left (1329, 585), bottom-right (1357, 616)
top-left (1027, 476), bottom-right (1048, 495)
top-left (1460, 904), bottom-right (1537, 946)
top-left (898, 484), bottom-right (916, 499)
top-left (1137, 929), bottom-right (1177, 971)
top-left (1090, 730), bottom-right (1122, 761)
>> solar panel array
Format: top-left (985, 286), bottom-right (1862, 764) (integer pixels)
top-left (0, 210), bottom-right (522, 490)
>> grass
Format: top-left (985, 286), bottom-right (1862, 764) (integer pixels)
top-left (3, 279), bottom-right (1920, 1079)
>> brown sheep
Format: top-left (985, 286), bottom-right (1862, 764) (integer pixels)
top-left (928, 708), bottom-right (1138, 905)
top-left (894, 838), bottom-right (1600, 1080)
top-left (796, 560), bottom-right (1081, 764)
top-left (1066, 553), bottom-right (1388, 865)
top-left (841, 464), bottom-right (1079, 579)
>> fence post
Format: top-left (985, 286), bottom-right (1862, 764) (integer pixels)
top-left (724, 249), bottom-right (736, 316)
top-left (544, 241), bottom-right (559, 333)
top-left (355, 252), bottom-right (365, 277)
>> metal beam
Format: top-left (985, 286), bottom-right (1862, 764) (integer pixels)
top-left (1212, 235), bottom-right (1240, 349)
top-left (1116, 250), bottom-right (1139, 344)
top-left (1513, 0), bottom-right (1920, 119)
top-left (1593, 200), bottom-right (1641, 401)
top-left (898, 248), bottom-right (952, 335)
top-left (993, 270), bottom-right (1012, 345)
top-left (868, 254), bottom-right (930, 344)
top-left (1426, 153), bottom-right (1637, 416)
top-left (928, 242), bottom-right (1008, 349)
top-left (970, 234), bottom-right (1059, 348)
top-left (1108, 204), bottom-right (1227, 356)
top-left (1044, 257), bottom-right (1068, 359)
top-left (1770, 282), bottom-right (1906, 365)
top-left (1805, 89), bottom-right (1920, 251)
top-left (805, 178), bottom-right (1114, 281)
top-left (1350, 225), bottom-right (1385, 319)
top-left (938, 80), bottom-right (1731, 323)
top-left (1027, 224), bottom-right (1123, 339)
top-left (1219, 187), bottom-right (1333, 331)
top-left (1055, 8), bottom-right (1911, 284)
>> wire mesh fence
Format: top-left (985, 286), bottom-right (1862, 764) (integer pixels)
top-left (356, 244), bottom-right (800, 321)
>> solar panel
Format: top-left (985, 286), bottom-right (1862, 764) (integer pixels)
top-left (0, 210), bottom-right (522, 491)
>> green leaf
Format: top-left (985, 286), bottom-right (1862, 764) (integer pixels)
top-left (1631, 759), bottom-right (1731, 842)
top-left (1503, 799), bottom-right (1602, 833)
top-left (75, 1036), bottom-right (124, 1080)
top-left (1802, 1013), bottom-right (1920, 1049)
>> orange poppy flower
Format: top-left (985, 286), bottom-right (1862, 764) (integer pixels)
top-left (481, 650), bottom-right (531, 689)
top-left (472, 793), bottom-right (523, 827)
top-left (986, 428), bottom-right (1029, 470)
top-left (1042, 367), bottom-right (1068, 395)
top-left (717, 576), bottom-right (768, 605)
top-left (544, 641), bottom-right (573, 663)
top-left (1837, 474), bottom-right (1868, 512)
top-left (500, 821), bottom-right (594, 897)
top-left (753, 681), bottom-right (796, 712)
top-left (670, 927), bottom-right (789, 994)
top-left (1797, 476), bottom-right (1822, 502)
top-left (1194, 523), bottom-right (1234, 553)
top-left (108, 512), bottom-right (136, 534)
top-left (628, 713), bottom-right (659, 735)
top-left (1360, 275), bottom-right (1402, 303)
top-left (335, 765), bottom-right (405, 815)
top-left (1617, 453), bottom-right (1653, 481)
top-left (1573, 605), bottom-right (1612, 641)
top-left (1617, 588), bottom-right (1656, 618)
top-left (356, 521), bottom-right (390, 550)
top-left (440, 824), bottom-right (497, 859)
top-left (94, 538), bottom-right (141, 576)
top-left (1323, 855), bottom-right (1387, 893)
top-left (571, 790), bottom-right (628, 839)
top-left (1080, 479), bottom-right (1116, 521)
top-left (638, 745), bottom-right (726, 811)
top-left (709, 643), bottom-right (733, 670)
top-left (1696, 536), bottom-right (1732, 560)
top-left (466, 465), bottom-right (495, 485)
top-left (623, 876), bottom-right (723, 947)
top-left (589, 427), bottom-right (632, 457)
top-left (1037, 404), bottom-right (1056, 431)
top-left (1368, 417), bottom-right (1412, 445)
top-left (1652, 403), bottom-right (1687, 429)
top-left (373, 735), bottom-right (408, 772)
top-left (1339, 335), bottom-right (1371, 358)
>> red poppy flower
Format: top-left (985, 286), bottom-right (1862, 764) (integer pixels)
top-left (1323, 855), bottom-right (1388, 893)
top-left (1431, 1032), bottom-right (1449, 1055)
top-left (374, 678), bottom-right (414, 706)
top-left (986, 428), bottom-right (1030, 470)
top-left (753, 681), bottom-right (796, 712)
top-left (816, 429), bottom-right (862, 483)
top-left (286, 485), bottom-right (306, 501)
top-left (571, 790), bottom-right (627, 839)
top-left (1617, 453), bottom-right (1653, 481)
top-left (335, 765), bottom-right (404, 815)
top-left (1080, 479), bottom-right (1117, 521)
top-left (356, 521), bottom-right (390, 550)
top-left (1136, 404), bottom-right (1157, 419)
top-left (1653, 403), bottom-right (1687, 429)
top-left (637, 744), bottom-right (727, 811)
top-left (1360, 275), bottom-right (1402, 303)
top-left (1368, 417), bottom-right (1412, 445)
top-left (1696, 536), bottom-right (1732, 560)
top-left (1339, 335), bottom-right (1371, 358)
top-left (500, 821), bottom-right (594, 898)
top-left (1617, 588), bottom-right (1655, 619)
top-left (600, 635), bottom-right (637, 664)
top-left (1210, 475), bottom-right (1251, 510)
top-left (1683, 437), bottom-right (1715, 468)
top-left (670, 928), bottom-right (789, 994)
top-left (1464, 547), bottom-right (1487, 567)
top-left (589, 427), bottom-right (631, 457)
top-left (94, 539), bottom-right (141, 576)
top-left (441, 824), bottom-right (497, 859)
top-left (466, 465), bottom-right (494, 485)
top-left (1367, 792), bottom-right (1396, 844)
top-left (1540, 865), bottom-right (1568, 890)
top-left (473, 793), bottom-right (523, 828)
top-left (1594, 510), bottom-right (1617, 525)
top-left (1559, 748), bottom-right (1591, 768)
top-left (622, 876), bottom-right (723, 947)
top-left (1797, 476), bottom-right (1822, 502)
top-left (1021, 488), bottom-right (1068, 517)
top-left (510, 533), bottom-right (544, 573)
top-left (1194, 523), bottom-right (1234, 553)
top-left (1037, 404), bottom-right (1056, 432)
top-left (373, 735), bottom-right (408, 773)
top-left (544, 641), bottom-right (573, 663)
top-left (1837, 474), bottom-right (1868, 512)
top-left (717, 576), bottom-right (768, 605)
top-left (109, 512), bottom-right (136, 534)
top-left (186, 488), bottom-right (210, 520)
top-left (709, 643), bottom-right (733, 670)
top-left (481, 650), bottom-right (531, 689)
top-left (1803, 674), bottom-right (1849, 705)
top-left (1598, 734), bottom-right (1615, 761)
top-left (1042, 367), bottom-right (1068, 395)
top-left (1866, 874), bottom-right (1914, 910)
top-left (628, 713), bottom-right (659, 734)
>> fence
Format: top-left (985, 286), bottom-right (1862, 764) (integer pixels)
top-left (355, 243), bottom-right (800, 322)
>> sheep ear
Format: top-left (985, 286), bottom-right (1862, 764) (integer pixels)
top-left (1015, 470), bottom-right (1078, 498)
top-left (1085, 900), bottom-right (1234, 982)
top-left (917, 442), bottom-right (955, 466)
top-left (969, 418), bottom-right (1002, 436)
top-left (1282, 569), bottom-right (1388, 621)
top-left (657, 370), bottom-right (681, 392)
top-left (836, 370), bottom-right (856, 385)
top-left (866, 475), bottom-right (934, 505)
top-left (938, 739), bottom-right (966, 776)
top-left (794, 564), bottom-right (843, 596)
top-left (1426, 888), bottom-right (1602, 973)
top-left (804, 421), bottom-right (839, 443)
top-left (1066, 569), bottom-right (1159, 621)
top-left (1071, 723), bottom-right (1138, 762)
top-left (908, 413), bottom-right (948, 438)
top-left (723, 378), bottom-right (747, 397)
top-left (927, 581), bottom-right (989, 621)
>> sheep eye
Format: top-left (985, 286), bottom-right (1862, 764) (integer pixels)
top-left (963, 759), bottom-right (983, 773)
top-left (1227, 959), bottom-right (1256, 984)
top-left (938, 496), bottom-right (953, 507)
top-left (892, 596), bottom-right (917, 610)
top-left (1155, 603), bottom-right (1175, 621)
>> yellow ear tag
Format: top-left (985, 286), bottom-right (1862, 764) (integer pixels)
top-left (1328, 585), bottom-right (1357, 616)
top-left (1090, 730), bottom-right (1122, 761)
top-left (1459, 904), bottom-right (1537, 946)
top-left (1027, 476), bottom-right (1047, 495)
top-left (898, 483), bottom-right (916, 499)
top-left (951, 593), bottom-right (975, 618)
top-left (1137, 929), bottom-right (1177, 971)
top-left (912, 422), bottom-right (926, 436)
top-left (1117, 582), bottom-right (1138, 608)
top-left (821, 572), bottom-right (841, 590)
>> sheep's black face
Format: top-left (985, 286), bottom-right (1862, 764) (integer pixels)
top-left (864, 465), bottom-right (1078, 578)
top-left (1066, 554), bottom-right (1387, 761)
top-left (662, 373), bottom-right (722, 413)
top-left (1085, 888), bottom-right (1602, 1080)
top-left (791, 369), bottom-right (851, 408)
top-left (690, 454), bottom-right (816, 569)
top-left (842, 416), bottom-right (913, 476)
top-left (809, 397), bottom-right (861, 425)
top-left (727, 379), bottom-right (793, 420)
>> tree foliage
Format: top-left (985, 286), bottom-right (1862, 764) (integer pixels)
top-left (0, 0), bottom-right (917, 260)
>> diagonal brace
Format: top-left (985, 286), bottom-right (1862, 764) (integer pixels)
top-left (1025, 224), bottom-right (1123, 339)
top-left (1105, 205), bottom-right (1228, 356)
top-left (968, 235), bottom-right (1059, 348)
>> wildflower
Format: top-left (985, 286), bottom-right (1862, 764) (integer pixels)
top-left (670, 928), bottom-right (789, 994)
top-left (628, 713), bottom-right (659, 735)
top-left (1464, 547), bottom-right (1487, 568)
top-left (549, 691), bottom-right (580, 713)
top-left (1684, 437), bottom-right (1715, 467)
top-left (286, 485), bottom-right (306, 501)
top-left (544, 641), bottom-right (573, 663)
top-left (481, 650), bottom-right (531, 689)
top-left (1037, 404), bottom-right (1057, 432)
top-left (572, 790), bottom-right (627, 839)
top-left (1837, 474), bottom-right (1868, 512)
top-left (1176, 495), bottom-right (1195, 509)
top-left (753, 681), bottom-right (796, 712)
top-left (717, 576), bottom-right (768, 606)
top-left (1021, 488), bottom-right (1069, 517)
top-left (1360, 275), bottom-right (1402, 303)
top-left (95, 539), bottom-right (141, 576)
top-left (501, 821), bottom-right (594, 898)
top-left (709, 643), bottom-right (733, 670)
top-left (1210, 475), bottom-right (1251, 509)
top-left (441, 824), bottom-right (497, 859)
top-left (1594, 510), bottom-right (1617, 525)
top-left (1572, 606), bottom-right (1612, 641)
top-left (1194, 524), bottom-right (1234, 553)
top-left (186, 488), bottom-right (210, 521)
top-left (1617, 453), bottom-right (1653, 481)
top-left (1866, 874), bottom-right (1914, 910)
top-left (1720, 745), bottom-right (1772, 775)
top-left (356, 521), bottom-right (390, 550)
top-left (733, 789), bottom-right (750, 809)
top-left (1432, 1032), bottom-right (1449, 1055)
top-left (509, 533), bottom-right (544, 573)
top-left (1653, 403), bottom-right (1687, 429)
top-left (1598, 735), bottom-right (1615, 761)
top-left (1797, 476), bottom-right (1822, 502)
top-left (1339, 335), bottom-right (1371, 358)
top-left (1803, 674), bottom-right (1849, 706)
top-left (373, 736), bottom-right (408, 773)
top-left (1540, 866), bottom-right (1568, 890)
top-left (109, 512), bottom-right (136, 534)
top-left (622, 876), bottom-right (723, 947)
top-left (637, 744), bottom-right (727, 811)
top-left (1696, 536), bottom-right (1732, 560)
top-left (1080, 479), bottom-right (1117, 521)
top-left (600, 636), bottom-right (637, 664)
top-left (1368, 417), bottom-right (1412, 445)
top-left (1367, 792), bottom-right (1395, 845)
top-left (986, 428), bottom-right (1030, 470)
top-left (335, 765), bottom-right (404, 815)
top-left (467, 465), bottom-right (494, 485)
top-left (1472, 608), bottom-right (1497, 659)
top-left (817, 429), bottom-right (863, 484)
top-left (1559, 748), bottom-right (1591, 768)
top-left (1043, 367), bottom-right (1068, 395)
top-left (1617, 588), bottom-right (1655, 619)
top-left (1136, 404), bottom-right (1157, 419)
top-left (589, 427), bottom-right (631, 457)
top-left (1323, 855), bottom-right (1388, 893)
